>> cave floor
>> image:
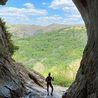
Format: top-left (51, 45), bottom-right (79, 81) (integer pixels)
top-left (24, 81), bottom-right (68, 98)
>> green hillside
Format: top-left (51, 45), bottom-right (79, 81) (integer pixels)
top-left (12, 25), bottom-right (87, 86)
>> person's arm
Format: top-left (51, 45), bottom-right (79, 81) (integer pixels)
top-left (52, 77), bottom-right (54, 81)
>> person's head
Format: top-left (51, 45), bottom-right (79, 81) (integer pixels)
top-left (48, 72), bottom-right (51, 76)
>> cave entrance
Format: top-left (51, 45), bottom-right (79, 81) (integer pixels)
top-left (1, 0), bottom-right (98, 98)
top-left (1, 0), bottom-right (86, 87)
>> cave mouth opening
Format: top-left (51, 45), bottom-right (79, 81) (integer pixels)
top-left (1, 0), bottom-right (86, 87)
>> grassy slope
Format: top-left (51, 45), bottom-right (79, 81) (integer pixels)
top-left (12, 26), bottom-right (87, 86)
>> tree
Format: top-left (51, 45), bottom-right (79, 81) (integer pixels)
top-left (62, 0), bottom-right (98, 98)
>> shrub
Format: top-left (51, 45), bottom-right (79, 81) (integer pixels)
top-left (0, 18), bottom-right (18, 56)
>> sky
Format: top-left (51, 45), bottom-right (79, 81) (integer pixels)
top-left (0, 0), bottom-right (84, 26)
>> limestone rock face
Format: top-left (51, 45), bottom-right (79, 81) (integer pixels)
top-left (0, 21), bottom-right (24, 97)
top-left (62, 0), bottom-right (98, 98)
top-left (0, 20), bottom-right (46, 97)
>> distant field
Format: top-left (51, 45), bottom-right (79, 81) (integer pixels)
top-left (12, 25), bottom-right (87, 86)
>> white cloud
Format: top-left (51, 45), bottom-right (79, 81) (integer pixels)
top-left (49, 0), bottom-right (74, 9)
top-left (49, 0), bottom-right (83, 25)
top-left (30, 15), bottom-right (83, 26)
top-left (2, 15), bottom-right (30, 24)
top-left (0, 2), bottom-right (83, 25)
top-left (0, 3), bottom-right (47, 17)
top-left (33, 15), bottom-right (64, 25)
top-left (0, 3), bottom-right (47, 24)
top-left (49, 0), bottom-right (78, 15)
top-left (71, 14), bottom-right (81, 19)
top-left (24, 3), bottom-right (35, 9)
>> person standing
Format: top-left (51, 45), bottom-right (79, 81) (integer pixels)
top-left (46, 72), bottom-right (54, 96)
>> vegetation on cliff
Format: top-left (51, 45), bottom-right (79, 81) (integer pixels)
top-left (0, 19), bottom-right (18, 57)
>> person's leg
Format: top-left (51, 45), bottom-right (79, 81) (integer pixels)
top-left (50, 83), bottom-right (53, 96)
top-left (47, 84), bottom-right (49, 96)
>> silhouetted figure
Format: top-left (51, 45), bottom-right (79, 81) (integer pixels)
top-left (46, 72), bottom-right (54, 96)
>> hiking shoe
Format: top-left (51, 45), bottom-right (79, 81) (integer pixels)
top-left (51, 93), bottom-right (53, 96)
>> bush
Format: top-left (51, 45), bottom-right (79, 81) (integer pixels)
top-left (0, 18), bottom-right (18, 56)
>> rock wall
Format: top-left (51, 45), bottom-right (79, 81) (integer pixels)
top-left (62, 0), bottom-right (98, 98)
top-left (0, 19), bottom-right (24, 97)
